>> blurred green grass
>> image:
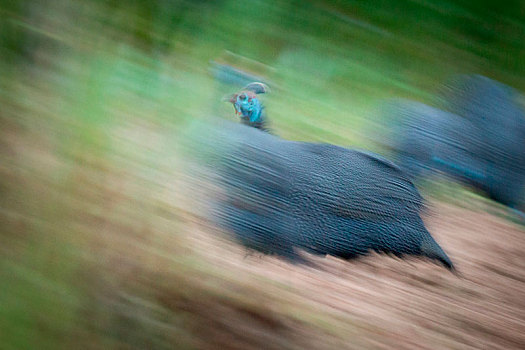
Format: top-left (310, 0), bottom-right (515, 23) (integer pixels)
top-left (1, 0), bottom-right (524, 349)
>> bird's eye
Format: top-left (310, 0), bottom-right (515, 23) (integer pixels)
top-left (239, 93), bottom-right (247, 100)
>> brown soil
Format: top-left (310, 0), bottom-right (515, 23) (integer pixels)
top-left (180, 201), bottom-right (525, 350)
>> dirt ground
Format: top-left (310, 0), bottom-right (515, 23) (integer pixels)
top-left (181, 200), bottom-right (525, 350)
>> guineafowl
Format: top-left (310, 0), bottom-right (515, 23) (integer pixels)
top-left (440, 75), bottom-right (525, 210)
top-left (188, 121), bottom-right (455, 271)
top-left (382, 75), bottom-right (525, 213)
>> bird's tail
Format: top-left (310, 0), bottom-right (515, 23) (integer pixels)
top-left (420, 235), bottom-right (455, 272)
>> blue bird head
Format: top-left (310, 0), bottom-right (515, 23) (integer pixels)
top-left (224, 82), bottom-right (270, 123)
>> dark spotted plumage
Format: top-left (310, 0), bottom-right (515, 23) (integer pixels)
top-left (440, 76), bottom-right (525, 206)
top-left (383, 75), bottom-right (525, 211)
top-left (202, 121), bottom-right (454, 270)
top-left (384, 100), bottom-right (486, 184)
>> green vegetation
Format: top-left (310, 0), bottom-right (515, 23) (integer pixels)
top-left (1, 0), bottom-right (523, 349)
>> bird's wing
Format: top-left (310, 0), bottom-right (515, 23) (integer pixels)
top-left (297, 144), bottom-right (425, 220)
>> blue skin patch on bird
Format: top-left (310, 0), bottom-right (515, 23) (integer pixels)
top-left (432, 156), bottom-right (486, 180)
top-left (224, 82), bottom-right (270, 124)
top-left (232, 92), bottom-right (264, 123)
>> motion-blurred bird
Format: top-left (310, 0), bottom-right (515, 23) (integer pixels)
top-left (188, 121), bottom-right (455, 271)
top-left (383, 75), bottom-right (525, 215)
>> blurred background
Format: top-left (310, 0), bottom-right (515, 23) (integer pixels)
top-left (1, 1), bottom-right (525, 349)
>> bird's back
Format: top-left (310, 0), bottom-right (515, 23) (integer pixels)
top-left (280, 142), bottom-right (430, 257)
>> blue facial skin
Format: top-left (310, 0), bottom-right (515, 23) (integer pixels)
top-left (234, 93), bottom-right (263, 123)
